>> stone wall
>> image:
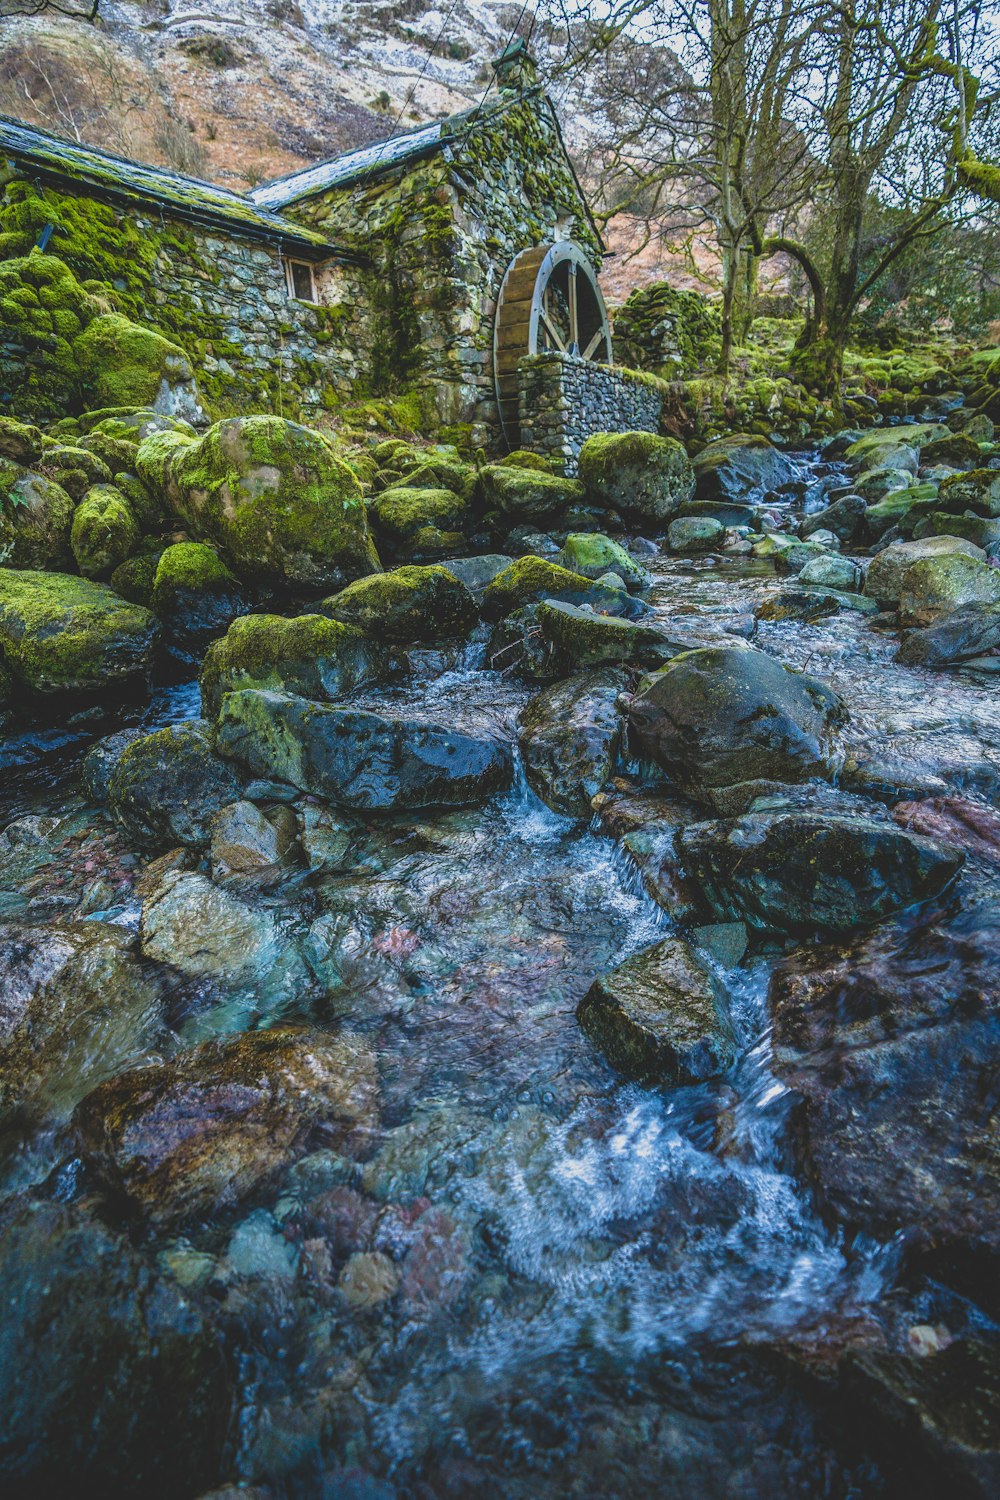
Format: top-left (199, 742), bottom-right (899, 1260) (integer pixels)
top-left (291, 89), bottom-right (603, 439)
top-left (518, 352), bottom-right (666, 471)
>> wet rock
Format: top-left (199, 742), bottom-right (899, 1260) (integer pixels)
top-left (896, 603), bottom-right (1000, 666)
top-left (864, 535), bottom-right (985, 606)
top-left (70, 484), bottom-right (140, 579)
top-left (913, 510), bottom-right (1000, 552)
top-left (140, 870), bottom-right (279, 980)
top-left (136, 416), bottom-right (380, 588)
top-left (517, 668), bottom-right (625, 818)
top-left (535, 600), bottom-right (677, 671)
top-left (845, 423), bottom-right (950, 461)
top-left (108, 720), bottom-right (244, 848)
top-left (338, 1250), bottom-right (400, 1309)
top-left (627, 645), bottom-right (846, 805)
top-left (296, 801), bottom-right (355, 873)
top-left (209, 799), bottom-right (298, 881)
top-left (0, 469), bottom-right (75, 569)
top-left (667, 516), bottom-right (724, 552)
top-left (481, 554), bottom-right (645, 622)
top-left (82, 727), bottom-right (147, 802)
top-left (150, 542), bottom-right (246, 642)
top-left (672, 497), bottom-right (758, 528)
top-left (577, 936), bottom-right (737, 1084)
top-left (919, 431), bottom-right (983, 468)
top-left (476, 464), bottom-right (585, 524)
top-left (0, 1196), bottom-right (230, 1496)
top-left (556, 532), bottom-right (651, 590)
top-left (770, 910), bottom-right (999, 1258)
top-left (891, 796), bottom-right (1000, 864)
top-left (756, 586), bottom-right (878, 622)
top-left (692, 433), bottom-right (798, 503)
top-left (200, 612), bottom-right (390, 718)
top-left (321, 564), bottom-right (477, 642)
top-left (577, 430), bottom-right (695, 522)
top-left (937, 467), bottom-right (1000, 518)
top-left (0, 920), bottom-right (160, 1124)
top-left (0, 569), bottom-right (158, 696)
top-left (216, 689), bottom-right (513, 811)
top-left (796, 554), bottom-right (865, 591)
top-left (435, 553), bottom-right (512, 599)
top-left (856, 440), bottom-right (919, 475)
top-left (678, 811), bottom-right (964, 933)
top-left (72, 1027), bottom-right (379, 1225)
top-left (799, 493), bottom-right (866, 543)
top-left (898, 553), bottom-right (1000, 625)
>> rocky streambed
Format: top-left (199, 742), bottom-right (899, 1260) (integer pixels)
top-left (0, 417), bottom-right (997, 1499)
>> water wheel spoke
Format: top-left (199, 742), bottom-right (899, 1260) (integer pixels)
top-left (540, 307), bottom-right (568, 353)
top-left (568, 265), bottom-right (579, 352)
top-left (582, 328), bottom-right (605, 360)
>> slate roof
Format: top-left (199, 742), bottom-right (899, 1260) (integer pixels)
top-left (0, 114), bottom-right (354, 258)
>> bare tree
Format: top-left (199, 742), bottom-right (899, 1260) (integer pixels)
top-left (0, 0), bottom-right (99, 19)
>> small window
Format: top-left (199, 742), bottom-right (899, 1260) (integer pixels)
top-left (286, 258), bottom-right (317, 303)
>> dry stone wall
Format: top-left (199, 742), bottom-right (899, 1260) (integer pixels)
top-left (518, 351), bottom-right (666, 471)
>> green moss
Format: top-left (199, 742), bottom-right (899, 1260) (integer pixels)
top-left (481, 554), bottom-right (621, 620)
top-left (321, 564), bottom-right (477, 641)
top-left (153, 541), bottom-right (234, 593)
top-left (199, 610), bottom-right (389, 717)
top-left (371, 486), bottom-right (467, 541)
top-left (0, 471), bottom-right (75, 569)
top-left (71, 484), bottom-right (141, 578)
top-left (557, 533), bottom-right (650, 590)
top-left (0, 566), bottom-right (157, 692)
top-left (500, 449), bottom-right (559, 473)
top-left (73, 313), bottom-right (196, 412)
top-left (111, 549), bottom-right (162, 606)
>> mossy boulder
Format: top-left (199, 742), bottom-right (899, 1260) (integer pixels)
top-left (137, 416), bottom-right (380, 589)
top-left (370, 485), bottom-right (468, 559)
top-left (71, 484), bottom-right (140, 578)
top-left (578, 937), bottom-right (737, 1084)
top-left (536, 600), bottom-right (676, 672)
top-left (667, 516), bottom-right (724, 553)
top-left (321, 564), bottom-right (476, 641)
top-left (476, 464), bottom-right (585, 524)
top-left (107, 720), bottom-right (244, 848)
top-left (79, 431), bottom-right (139, 477)
top-left (937, 469), bottom-right (1000, 518)
top-left (556, 533), bottom-right (650, 591)
top-left (578, 431), bottom-right (695, 522)
top-left (40, 443), bottom-right (114, 500)
top-left (0, 468), bottom-right (75, 568)
top-left (518, 668), bottom-right (626, 819)
top-left (0, 416), bottom-right (43, 465)
top-left (918, 431), bottom-right (983, 469)
top-left (691, 433), bottom-right (798, 504)
top-left (72, 1028), bottom-right (378, 1227)
top-left (0, 568), bottom-right (158, 694)
top-left (200, 611), bottom-right (390, 717)
top-left (912, 511), bottom-right (1000, 552)
top-left (481, 555), bottom-right (644, 622)
top-left (216, 689), bottom-right (513, 811)
top-left (110, 549), bottom-right (162, 607)
top-left (898, 553), bottom-right (1000, 626)
top-left (113, 471), bottom-right (163, 533)
top-left (897, 603), bottom-right (1000, 666)
top-left (628, 645), bottom-right (846, 806)
top-left (864, 536), bottom-right (985, 606)
top-left (844, 424), bottom-right (950, 460)
top-left (500, 449), bottom-right (559, 473)
top-left (150, 542), bottom-right (245, 641)
top-left (73, 312), bottom-right (203, 423)
top-left (862, 482), bottom-right (939, 539)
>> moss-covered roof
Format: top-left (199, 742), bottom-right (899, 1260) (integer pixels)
top-left (0, 114), bottom-right (354, 258)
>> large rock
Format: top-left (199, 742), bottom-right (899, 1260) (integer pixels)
top-left (692, 433), bottom-right (798, 503)
top-left (0, 568), bottom-right (158, 695)
top-left (0, 1196), bottom-right (229, 1496)
top-left (536, 600), bottom-right (677, 671)
top-left (216, 689), bottom-right (513, 811)
top-left (555, 532), bottom-right (650, 590)
top-left (937, 468), bottom-right (1000, 518)
top-left (73, 311), bottom-right (203, 422)
top-left (896, 603), bottom-right (1000, 666)
top-left (627, 645), bottom-right (846, 804)
top-left (140, 870), bottom-right (279, 981)
top-left (844, 423), bottom-right (950, 461)
top-left (769, 910), bottom-right (999, 1257)
top-left (517, 669), bottom-right (625, 818)
top-left (577, 430), bottom-right (695, 522)
top-left (678, 811), bottom-right (964, 933)
top-left (72, 1027), bottom-right (378, 1225)
top-left (799, 493), bottom-right (866, 543)
top-left (321, 564), bottom-right (476, 641)
top-left (70, 484), bottom-right (140, 578)
top-left (0, 921), bottom-right (160, 1123)
top-left (577, 937), bottom-right (737, 1084)
top-left (898, 552), bottom-right (1000, 625)
top-left (136, 416), bottom-right (379, 588)
top-left (0, 468), bottom-right (75, 568)
top-left (107, 720), bottom-right (244, 848)
top-left (481, 555), bottom-right (644, 622)
top-left (864, 535), bottom-right (984, 605)
top-left (475, 464), bottom-right (585, 524)
top-left (200, 611), bottom-right (389, 718)
top-left (150, 542), bottom-right (246, 641)
top-left (369, 485), bottom-right (467, 559)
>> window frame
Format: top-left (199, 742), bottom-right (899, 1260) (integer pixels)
top-left (285, 257), bottom-right (318, 304)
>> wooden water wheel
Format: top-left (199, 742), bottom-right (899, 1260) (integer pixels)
top-left (493, 240), bottom-right (612, 446)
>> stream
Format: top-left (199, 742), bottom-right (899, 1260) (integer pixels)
top-left (1, 437), bottom-right (998, 1498)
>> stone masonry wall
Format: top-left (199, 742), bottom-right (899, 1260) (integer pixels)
top-left (518, 351), bottom-right (665, 472)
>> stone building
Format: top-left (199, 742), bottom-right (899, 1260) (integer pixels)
top-left (0, 42), bottom-right (660, 461)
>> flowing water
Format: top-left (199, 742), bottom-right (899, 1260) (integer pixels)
top-left (2, 442), bottom-right (998, 1497)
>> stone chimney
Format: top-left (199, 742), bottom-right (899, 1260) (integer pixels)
top-left (492, 37), bottom-right (538, 93)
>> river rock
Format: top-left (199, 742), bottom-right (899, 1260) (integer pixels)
top-left (897, 602), bottom-right (1000, 666)
top-left (937, 468), bottom-right (1000, 518)
top-left (369, 485), bottom-right (467, 560)
top-left (321, 564), bottom-right (477, 641)
top-left (107, 720), bottom-right (244, 848)
top-left (678, 811), bottom-right (964, 933)
top-left (864, 535), bottom-right (984, 605)
top-left (799, 493), bottom-right (866, 543)
top-left (481, 554), bottom-right (645, 622)
top-left (577, 936), bottom-right (737, 1084)
top-left (692, 433), bottom-right (798, 503)
top-left (844, 423), bottom-right (950, 461)
top-left (150, 542), bottom-right (246, 642)
top-left (0, 920), bottom-right (161, 1124)
top-left (72, 1027), bottom-right (379, 1225)
top-left (667, 516), bottom-right (724, 552)
top-left (200, 612), bottom-right (390, 718)
top-left (82, 727), bottom-right (147, 802)
top-left (627, 645), bottom-right (846, 804)
top-left (0, 569), bottom-right (158, 695)
top-left (897, 552), bottom-right (1000, 625)
top-left (216, 689), bottom-right (513, 811)
top-left (577, 431), bottom-right (695, 522)
top-left (517, 669), bottom-right (625, 818)
top-left (436, 554), bottom-right (513, 599)
top-left (756, 586), bottom-right (878, 622)
top-left (919, 430), bottom-right (983, 468)
top-left (209, 799), bottom-right (298, 881)
top-left (136, 416), bottom-right (380, 588)
top-left (556, 533), bottom-right (651, 590)
top-left (535, 600), bottom-right (677, 671)
top-left (0, 1195), bottom-right (230, 1495)
top-left (0, 469), bottom-right (75, 569)
top-left (796, 554), bottom-right (865, 592)
top-left (476, 464), bottom-right (585, 524)
top-left (769, 909), bottom-right (999, 1258)
top-left (140, 870), bottom-right (279, 981)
